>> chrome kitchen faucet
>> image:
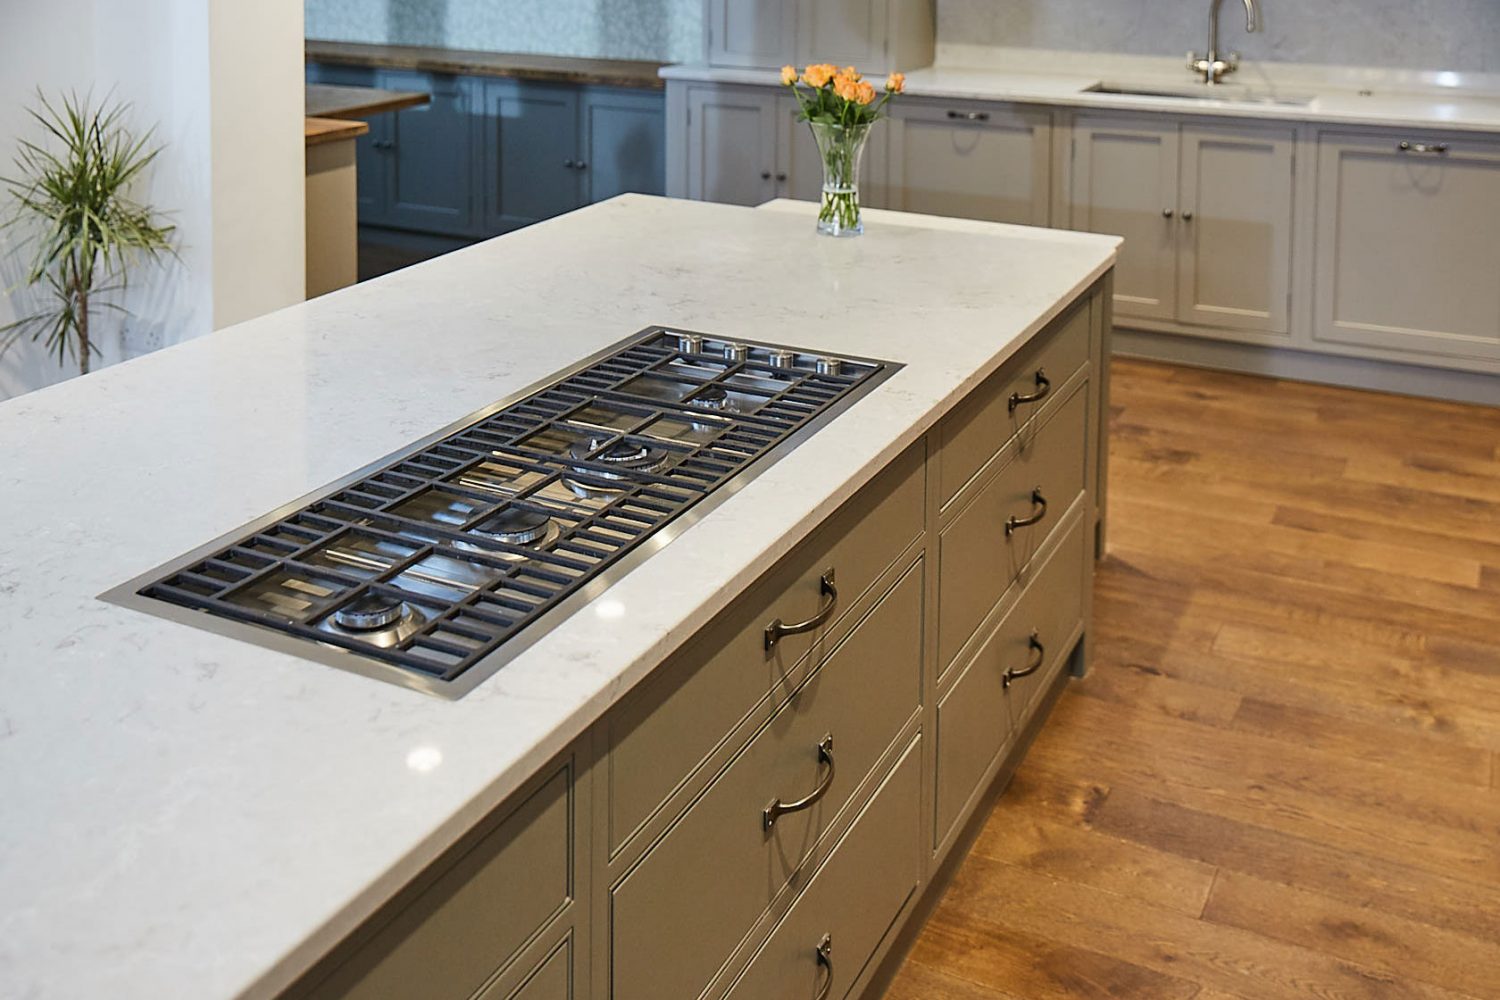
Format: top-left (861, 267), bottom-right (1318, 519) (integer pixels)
top-left (1190, 0), bottom-right (1261, 84)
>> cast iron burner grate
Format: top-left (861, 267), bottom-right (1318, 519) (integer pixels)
top-left (102, 326), bottom-right (900, 698)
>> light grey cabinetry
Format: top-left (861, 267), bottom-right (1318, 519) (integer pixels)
top-left (888, 99), bottom-right (1053, 226)
top-left (1313, 130), bottom-right (1500, 367)
top-left (706, 0), bottom-right (935, 72)
top-left (675, 83), bottom-right (890, 208)
top-left (1069, 116), bottom-right (1295, 338)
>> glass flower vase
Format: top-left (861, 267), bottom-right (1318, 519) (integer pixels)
top-left (808, 121), bottom-right (871, 237)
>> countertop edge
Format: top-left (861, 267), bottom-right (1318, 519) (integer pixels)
top-left (306, 40), bottom-right (667, 90)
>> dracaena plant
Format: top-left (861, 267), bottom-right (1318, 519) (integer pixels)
top-left (1, 91), bottom-right (175, 376)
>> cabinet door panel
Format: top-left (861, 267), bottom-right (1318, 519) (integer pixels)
top-left (1070, 119), bottom-right (1178, 322)
top-left (686, 86), bottom-right (779, 206)
top-left (1314, 131), bottom-right (1500, 364)
top-left (484, 81), bottom-right (582, 233)
top-left (1178, 124), bottom-right (1295, 334)
top-left (708, 0), bottom-right (795, 69)
top-left (579, 88), bottom-right (665, 204)
top-left (889, 101), bottom-right (1051, 225)
top-left (796, 0), bottom-right (881, 68)
top-left (380, 70), bottom-right (479, 235)
top-left (778, 96), bottom-right (892, 207)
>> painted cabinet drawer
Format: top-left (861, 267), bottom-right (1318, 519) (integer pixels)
top-left (726, 737), bottom-right (922, 1000)
top-left (606, 442), bottom-right (925, 854)
top-left (609, 560), bottom-right (924, 1000)
top-left (937, 297), bottom-right (1092, 507)
top-left (937, 384), bottom-right (1088, 675)
top-left (936, 515), bottom-right (1086, 845)
top-left (301, 766), bottom-right (572, 1000)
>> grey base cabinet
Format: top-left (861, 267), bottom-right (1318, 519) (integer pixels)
top-left (306, 62), bottom-right (665, 240)
top-left (277, 277), bottom-right (1112, 1000)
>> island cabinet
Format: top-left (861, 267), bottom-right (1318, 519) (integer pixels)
top-left (1313, 129), bottom-right (1500, 366)
top-left (1066, 115), bottom-right (1295, 339)
top-left (277, 277), bottom-right (1110, 1000)
top-left (706, 0), bottom-right (935, 72)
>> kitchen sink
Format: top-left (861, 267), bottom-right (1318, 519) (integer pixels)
top-left (1084, 81), bottom-right (1315, 106)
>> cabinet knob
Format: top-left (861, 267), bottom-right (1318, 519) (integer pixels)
top-left (1182, 211), bottom-right (1194, 221)
top-left (1162, 208), bottom-right (1174, 218)
top-left (775, 171), bottom-right (787, 182)
top-left (761, 170), bottom-right (772, 180)
top-left (575, 160), bottom-right (588, 170)
top-left (564, 158), bottom-right (575, 168)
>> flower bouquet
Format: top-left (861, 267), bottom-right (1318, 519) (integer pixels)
top-left (781, 63), bottom-right (906, 237)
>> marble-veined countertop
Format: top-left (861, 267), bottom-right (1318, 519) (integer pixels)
top-left (0, 196), bottom-right (1117, 1000)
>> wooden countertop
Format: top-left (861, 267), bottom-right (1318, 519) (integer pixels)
top-left (306, 40), bottom-right (666, 90)
top-left (305, 83), bottom-right (430, 119)
top-left (304, 116), bottom-right (370, 146)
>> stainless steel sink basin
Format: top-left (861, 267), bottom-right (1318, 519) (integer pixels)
top-left (1084, 81), bottom-right (1314, 106)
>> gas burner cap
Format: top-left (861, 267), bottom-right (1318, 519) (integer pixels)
top-left (471, 507), bottom-right (554, 546)
top-left (333, 593), bottom-right (407, 631)
top-left (569, 437), bottom-right (670, 475)
top-left (688, 385), bottom-right (731, 411)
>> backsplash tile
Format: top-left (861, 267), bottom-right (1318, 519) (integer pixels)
top-left (304, 0), bottom-right (702, 63)
top-left (936, 0), bottom-right (1500, 73)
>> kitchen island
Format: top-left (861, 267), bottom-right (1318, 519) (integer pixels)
top-left (0, 196), bottom-right (1117, 999)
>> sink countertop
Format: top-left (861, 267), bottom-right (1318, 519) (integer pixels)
top-left (660, 55), bottom-right (1500, 134)
top-left (0, 195), bottom-right (1117, 1000)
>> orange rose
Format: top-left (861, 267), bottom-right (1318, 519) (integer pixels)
top-left (780, 64), bottom-right (799, 86)
top-left (803, 63), bottom-right (836, 88)
top-left (832, 73), bottom-right (861, 103)
top-left (856, 80), bottom-right (878, 105)
top-left (842, 66), bottom-right (862, 81)
top-left (885, 71), bottom-right (906, 94)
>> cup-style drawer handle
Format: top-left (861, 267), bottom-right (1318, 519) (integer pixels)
top-left (1003, 631), bottom-right (1045, 688)
top-left (1005, 487), bottom-right (1048, 536)
top-left (1398, 141), bottom-right (1449, 155)
top-left (814, 934), bottom-right (834, 1000)
top-left (947, 109), bottom-right (990, 122)
top-left (764, 735), bottom-right (836, 830)
top-left (1008, 368), bottom-right (1051, 412)
top-left (765, 569), bottom-right (837, 651)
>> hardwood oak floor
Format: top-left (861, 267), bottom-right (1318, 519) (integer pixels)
top-left (886, 359), bottom-right (1500, 1000)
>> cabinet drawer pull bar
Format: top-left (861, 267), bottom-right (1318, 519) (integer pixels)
top-left (1398, 141), bottom-right (1449, 155)
top-left (1008, 369), bottom-right (1051, 412)
top-left (1003, 631), bottom-right (1046, 688)
top-left (1005, 488), bottom-right (1049, 536)
top-left (764, 735), bottom-right (836, 830)
top-left (946, 109), bottom-right (991, 122)
top-left (814, 934), bottom-right (834, 1000)
top-left (765, 569), bottom-right (838, 650)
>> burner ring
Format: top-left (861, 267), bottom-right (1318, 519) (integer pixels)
top-left (688, 385), bottom-right (731, 411)
top-left (332, 594), bottom-right (407, 631)
top-left (568, 436), bottom-right (670, 477)
top-left (471, 507), bottom-right (555, 546)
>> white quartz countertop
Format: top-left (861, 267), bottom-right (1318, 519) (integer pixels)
top-left (660, 58), bottom-right (1500, 135)
top-left (0, 196), bottom-right (1117, 1000)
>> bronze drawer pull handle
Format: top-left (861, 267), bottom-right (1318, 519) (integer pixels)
top-left (1008, 369), bottom-right (1051, 412)
top-left (1005, 487), bottom-right (1048, 536)
top-left (765, 569), bottom-right (838, 651)
top-left (764, 735), bottom-right (836, 831)
top-left (1003, 631), bottom-right (1045, 688)
top-left (814, 934), bottom-right (834, 1000)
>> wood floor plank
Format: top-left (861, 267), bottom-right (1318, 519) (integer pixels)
top-left (1202, 869), bottom-right (1500, 998)
top-left (887, 360), bottom-right (1500, 999)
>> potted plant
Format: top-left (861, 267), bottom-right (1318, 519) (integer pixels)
top-left (782, 63), bottom-right (906, 237)
top-left (1, 92), bottom-right (175, 377)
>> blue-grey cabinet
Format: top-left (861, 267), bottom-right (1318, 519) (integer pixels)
top-left (308, 62), bottom-right (665, 240)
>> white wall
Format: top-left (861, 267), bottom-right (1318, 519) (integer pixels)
top-left (0, 0), bottom-right (305, 402)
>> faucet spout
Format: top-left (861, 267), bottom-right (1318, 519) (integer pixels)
top-left (1196, 0), bottom-right (1261, 83)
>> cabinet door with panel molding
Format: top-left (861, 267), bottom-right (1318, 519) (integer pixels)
top-left (379, 70), bottom-right (481, 236)
top-left (482, 80), bottom-right (583, 234)
top-left (685, 86), bottom-right (781, 206)
top-left (888, 99), bottom-right (1052, 225)
top-left (1314, 130), bottom-right (1500, 365)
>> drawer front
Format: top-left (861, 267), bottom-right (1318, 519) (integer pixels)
top-left (610, 560), bottom-right (924, 1000)
top-left (938, 385), bottom-right (1088, 673)
top-left (607, 442), bottom-right (925, 854)
top-left (938, 297), bottom-right (1091, 506)
top-left (936, 516), bottom-right (1086, 844)
top-left (305, 767), bottom-right (571, 1000)
top-left (727, 738), bottom-right (922, 1000)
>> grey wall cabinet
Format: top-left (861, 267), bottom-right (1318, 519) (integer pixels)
top-left (887, 99), bottom-right (1053, 226)
top-left (307, 62), bottom-right (665, 240)
top-left (1313, 130), bottom-right (1500, 366)
top-left (706, 0), bottom-right (935, 72)
top-left (673, 82), bottom-right (890, 209)
top-left (1069, 116), bottom-right (1295, 337)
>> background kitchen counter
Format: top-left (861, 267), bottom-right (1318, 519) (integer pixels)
top-left (308, 40), bottom-right (666, 90)
top-left (0, 195), bottom-right (1117, 1000)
